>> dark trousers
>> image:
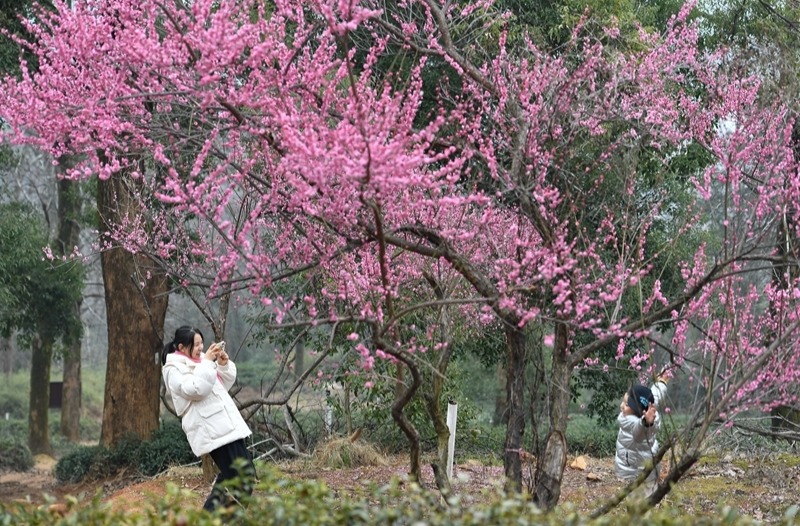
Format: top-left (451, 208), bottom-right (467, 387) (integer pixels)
top-left (203, 438), bottom-right (256, 512)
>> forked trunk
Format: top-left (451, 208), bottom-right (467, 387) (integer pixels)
top-left (534, 322), bottom-right (570, 509)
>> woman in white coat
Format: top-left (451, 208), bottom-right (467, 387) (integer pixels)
top-left (162, 326), bottom-right (255, 512)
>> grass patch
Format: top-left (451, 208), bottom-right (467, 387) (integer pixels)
top-left (770, 453), bottom-right (800, 468)
top-left (313, 436), bottom-right (387, 469)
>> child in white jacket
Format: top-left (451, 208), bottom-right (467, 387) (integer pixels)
top-left (614, 377), bottom-right (668, 494)
top-left (162, 326), bottom-right (255, 513)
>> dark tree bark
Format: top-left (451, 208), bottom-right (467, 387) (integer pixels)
top-left (502, 324), bottom-right (527, 493)
top-left (294, 335), bottom-right (305, 379)
top-left (98, 169), bottom-right (169, 447)
top-left (494, 361), bottom-right (508, 426)
top-left (28, 334), bottom-right (53, 455)
top-left (60, 342), bottom-right (81, 441)
top-left (1, 336), bottom-right (11, 378)
top-left (55, 160), bottom-right (84, 442)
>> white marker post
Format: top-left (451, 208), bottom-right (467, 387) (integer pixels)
top-left (446, 398), bottom-right (458, 480)
top-left (325, 389), bottom-right (333, 436)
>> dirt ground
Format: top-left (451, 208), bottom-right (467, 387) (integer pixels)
top-left (2, 452), bottom-right (799, 522)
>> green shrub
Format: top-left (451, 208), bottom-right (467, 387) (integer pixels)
top-left (137, 420), bottom-right (195, 476)
top-left (54, 421), bottom-right (196, 482)
top-left (87, 434), bottom-right (143, 479)
top-left (0, 436), bottom-right (34, 471)
top-left (54, 445), bottom-right (98, 483)
top-left (55, 437), bottom-right (142, 483)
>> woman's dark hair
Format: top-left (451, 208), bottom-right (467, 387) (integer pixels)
top-left (162, 326), bottom-right (204, 365)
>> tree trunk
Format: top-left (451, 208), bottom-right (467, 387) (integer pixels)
top-left (28, 335), bottom-right (53, 455)
top-left (767, 122), bottom-right (800, 439)
top-left (534, 321), bottom-right (571, 510)
top-left (294, 336), bottom-right (304, 379)
top-left (423, 367), bottom-right (452, 495)
top-left (771, 405), bottom-right (800, 441)
top-left (202, 454), bottom-right (220, 483)
top-left (502, 325), bottom-right (527, 494)
top-left (55, 168), bottom-right (83, 443)
top-left (421, 271), bottom-right (454, 496)
top-left (526, 323), bottom-right (547, 461)
top-left (60, 341), bottom-right (82, 441)
top-left (494, 361), bottom-right (508, 426)
top-left (98, 170), bottom-right (170, 447)
top-left (1, 336), bottom-right (11, 379)
top-left (378, 338), bottom-right (423, 483)
top-left (426, 396), bottom-right (453, 496)
top-left (344, 378), bottom-right (353, 435)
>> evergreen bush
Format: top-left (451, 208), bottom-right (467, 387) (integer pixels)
top-left (137, 420), bottom-right (195, 476)
top-left (53, 421), bottom-right (196, 482)
top-left (54, 445), bottom-right (98, 483)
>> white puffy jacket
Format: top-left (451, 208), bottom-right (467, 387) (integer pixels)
top-left (614, 380), bottom-right (668, 481)
top-left (163, 352), bottom-right (251, 457)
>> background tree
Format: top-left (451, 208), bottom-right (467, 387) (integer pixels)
top-left (54, 156), bottom-right (85, 442)
top-left (0, 202), bottom-right (82, 454)
top-left (2, 0), bottom-right (89, 444)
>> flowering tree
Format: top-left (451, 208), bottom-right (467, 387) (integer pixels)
top-left (3, 0), bottom-right (800, 510)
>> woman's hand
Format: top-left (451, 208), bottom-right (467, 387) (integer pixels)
top-left (217, 350), bottom-right (229, 366)
top-left (204, 343), bottom-right (222, 362)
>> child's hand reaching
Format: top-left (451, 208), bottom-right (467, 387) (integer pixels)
top-left (643, 403), bottom-right (657, 425)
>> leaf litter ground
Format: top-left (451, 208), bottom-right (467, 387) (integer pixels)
top-left (1, 453), bottom-right (799, 522)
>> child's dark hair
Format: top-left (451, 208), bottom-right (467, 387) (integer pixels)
top-left (627, 384), bottom-right (655, 418)
top-left (162, 326), bottom-right (204, 364)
